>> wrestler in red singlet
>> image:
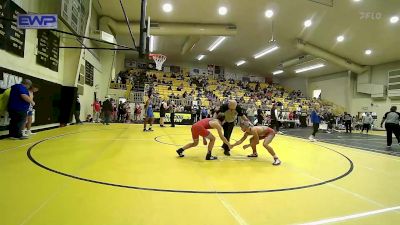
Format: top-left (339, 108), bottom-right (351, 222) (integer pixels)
top-left (191, 118), bottom-right (212, 140)
top-left (176, 113), bottom-right (232, 160)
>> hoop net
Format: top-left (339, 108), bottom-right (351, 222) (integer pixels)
top-left (149, 54), bottom-right (167, 71)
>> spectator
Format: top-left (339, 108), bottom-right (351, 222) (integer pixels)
top-left (361, 112), bottom-right (373, 134)
top-left (192, 105), bottom-right (199, 123)
top-left (309, 106), bottom-right (321, 142)
top-left (8, 79), bottom-right (35, 139)
top-left (270, 104), bottom-right (280, 133)
top-left (170, 101), bottom-right (176, 127)
top-left (118, 101), bottom-right (124, 122)
top-left (256, 107), bottom-right (264, 125)
top-left (160, 100), bottom-right (167, 127)
top-left (201, 106), bottom-right (208, 119)
top-left (92, 99), bottom-right (101, 123)
top-left (102, 96), bottom-right (113, 125)
top-left (344, 112), bottom-right (352, 133)
top-left (134, 103), bottom-right (142, 122)
top-left (246, 105), bottom-right (257, 125)
top-left (125, 101), bottom-right (131, 123)
top-left (74, 97), bottom-right (82, 124)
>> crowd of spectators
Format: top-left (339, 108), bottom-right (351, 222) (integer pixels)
top-left (110, 69), bottom-right (353, 130)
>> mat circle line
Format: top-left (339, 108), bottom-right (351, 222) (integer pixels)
top-left (26, 130), bottom-right (354, 194)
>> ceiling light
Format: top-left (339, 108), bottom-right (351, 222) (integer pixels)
top-left (365, 49), bottom-right (372, 55)
top-left (149, 36), bottom-right (155, 52)
top-left (273, 70), bottom-right (284, 75)
top-left (353, 0), bottom-right (361, 2)
top-left (218, 6), bottom-right (228, 16)
top-left (197, 55), bottom-right (205, 61)
top-left (265, 10), bottom-right (274, 18)
top-left (390, 16), bottom-right (399, 24)
top-left (236, 60), bottom-right (246, 66)
top-left (295, 64), bottom-right (325, 73)
top-left (208, 36), bottom-right (226, 52)
top-left (304, 19), bottom-right (312, 27)
top-left (162, 3), bottom-right (173, 13)
top-left (336, 35), bottom-right (344, 42)
top-left (253, 45), bottom-right (279, 59)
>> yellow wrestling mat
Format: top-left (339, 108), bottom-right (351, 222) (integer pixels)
top-left (1, 124), bottom-right (400, 225)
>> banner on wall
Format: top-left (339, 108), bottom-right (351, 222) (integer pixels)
top-left (207, 65), bottom-right (215, 75)
top-left (0, 0), bottom-right (26, 57)
top-left (153, 112), bottom-right (192, 125)
top-left (0, 67), bottom-right (64, 130)
top-left (215, 66), bottom-right (224, 75)
top-left (242, 77), bottom-right (250, 82)
top-left (36, 30), bottom-right (60, 72)
top-left (170, 66), bottom-right (180, 73)
top-left (125, 59), bottom-right (137, 68)
top-left (190, 68), bottom-right (208, 76)
top-left (163, 66), bottom-right (170, 73)
top-left (249, 76), bottom-right (264, 82)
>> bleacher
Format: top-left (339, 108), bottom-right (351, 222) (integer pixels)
top-left (111, 69), bottom-right (344, 115)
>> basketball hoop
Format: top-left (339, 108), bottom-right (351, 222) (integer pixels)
top-left (149, 54), bottom-right (167, 71)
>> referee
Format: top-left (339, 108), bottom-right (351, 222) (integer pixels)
top-left (380, 106), bottom-right (400, 148)
top-left (218, 100), bottom-right (248, 156)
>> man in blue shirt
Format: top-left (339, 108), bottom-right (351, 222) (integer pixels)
top-left (309, 106), bottom-right (321, 142)
top-left (8, 79), bottom-right (35, 139)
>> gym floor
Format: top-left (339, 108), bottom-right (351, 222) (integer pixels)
top-left (1, 124), bottom-right (400, 225)
top-left (284, 128), bottom-right (400, 157)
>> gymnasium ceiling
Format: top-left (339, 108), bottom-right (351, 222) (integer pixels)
top-left (94, 0), bottom-right (400, 78)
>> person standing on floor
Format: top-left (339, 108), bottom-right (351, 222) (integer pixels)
top-left (309, 106), bottom-right (321, 142)
top-left (256, 106), bottom-right (264, 126)
top-left (170, 101), bottom-right (176, 127)
top-left (24, 84), bottom-right (39, 136)
top-left (117, 101), bottom-right (124, 122)
top-left (92, 99), bottom-right (101, 123)
top-left (125, 101), bottom-right (131, 123)
top-left (143, 94), bottom-right (155, 132)
top-left (218, 100), bottom-right (248, 156)
top-left (361, 112), bottom-right (373, 134)
top-left (344, 112), bottom-right (352, 133)
top-left (7, 79), bottom-right (35, 139)
top-left (134, 103), bottom-right (142, 122)
top-left (246, 104), bottom-right (257, 125)
top-left (74, 97), bottom-right (82, 124)
top-left (380, 106), bottom-right (400, 148)
top-left (191, 105), bottom-right (198, 123)
top-left (270, 104), bottom-right (281, 133)
top-left (196, 106), bottom-right (201, 122)
top-left (102, 96), bottom-right (113, 125)
top-left (176, 113), bottom-right (233, 160)
top-left (201, 106), bottom-right (208, 119)
top-left (159, 99), bottom-right (167, 127)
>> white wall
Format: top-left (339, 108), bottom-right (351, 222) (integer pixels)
top-left (75, 6), bottom-right (118, 121)
top-left (115, 52), bottom-right (126, 79)
top-left (351, 61), bottom-right (400, 122)
top-left (279, 76), bottom-right (309, 95)
top-left (0, 1), bottom-right (67, 85)
top-left (0, 1), bottom-right (116, 124)
top-left (295, 61), bottom-right (400, 123)
top-left (125, 59), bottom-right (266, 81)
top-left (308, 72), bottom-right (350, 109)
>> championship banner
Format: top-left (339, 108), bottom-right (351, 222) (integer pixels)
top-left (153, 112), bottom-right (192, 125)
